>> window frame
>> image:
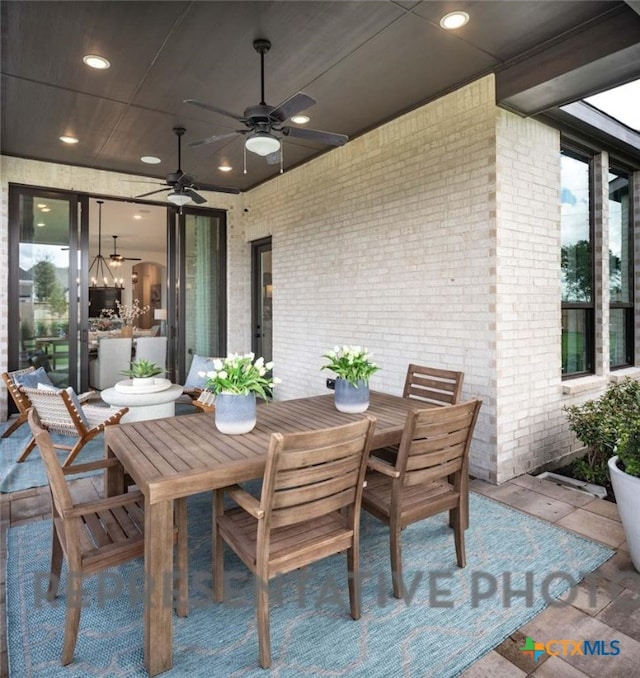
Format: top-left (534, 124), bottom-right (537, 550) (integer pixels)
top-left (561, 146), bottom-right (596, 378)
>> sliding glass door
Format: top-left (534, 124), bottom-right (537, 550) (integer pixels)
top-left (8, 186), bottom-right (227, 396)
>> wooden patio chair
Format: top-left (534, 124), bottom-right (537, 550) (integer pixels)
top-left (214, 416), bottom-right (377, 668)
top-left (402, 363), bottom-right (464, 407)
top-left (26, 408), bottom-right (188, 666)
top-left (18, 385), bottom-right (128, 467)
top-left (363, 399), bottom-right (482, 598)
top-left (2, 367), bottom-right (95, 459)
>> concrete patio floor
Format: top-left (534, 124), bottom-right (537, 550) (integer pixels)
top-left (1, 472), bottom-right (638, 677)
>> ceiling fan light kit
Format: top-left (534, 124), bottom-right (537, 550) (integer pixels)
top-left (167, 192), bottom-right (192, 207)
top-left (245, 132), bottom-right (281, 156)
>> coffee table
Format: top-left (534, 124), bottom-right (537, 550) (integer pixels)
top-left (101, 379), bottom-right (183, 422)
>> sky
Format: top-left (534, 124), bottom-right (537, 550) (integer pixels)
top-left (585, 79), bottom-right (640, 132)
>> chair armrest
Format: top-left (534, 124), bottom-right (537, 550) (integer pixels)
top-left (367, 456), bottom-right (400, 478)
top-left (226, 484), bottom-right (264, 519)
top-left (83, 405), bottom-right (128, 429)
top-left (182, 386), bottom-right (203, 401)
top-left (62, 457), bottom-right (122, 476)
top-left (78, 390), bottom-right (98, 403)
top-left (64, 490), bottom-right (144, 518)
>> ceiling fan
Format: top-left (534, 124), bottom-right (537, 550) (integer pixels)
top-left (109, 235), bottom-right (141, 266)
top-left (184, 39), bottom-right (348, 164)
top-left (134, 127), bottom-right (238, 206)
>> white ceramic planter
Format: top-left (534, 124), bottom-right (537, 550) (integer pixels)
top-left (608, 456), bottom-right (640, 572)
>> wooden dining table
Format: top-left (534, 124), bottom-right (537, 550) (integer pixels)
top-left (104, 390), bottom-right (427, 676)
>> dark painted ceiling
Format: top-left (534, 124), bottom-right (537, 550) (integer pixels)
top-left (2, 1), bottom-right (640, 196)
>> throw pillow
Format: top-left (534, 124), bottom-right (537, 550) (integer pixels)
top-left (13, 366), bottom-right (53, 389)
top-left (186, 354), bottom-right (218, 389)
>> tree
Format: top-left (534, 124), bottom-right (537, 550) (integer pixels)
top-left (561, 240), bottom-right (591, 302)
top-left (32, 258), bottom-right (58, 301)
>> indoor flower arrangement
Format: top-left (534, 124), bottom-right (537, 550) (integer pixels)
top-left (321, 345), bottom-right (380, 413)
top-left (201, 353), bottom-right (280, 435)
top-left (101, 299), bottom-right (151, 328)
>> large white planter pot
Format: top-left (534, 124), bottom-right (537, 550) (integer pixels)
top-left (608, 456), bottom-right (640, 572)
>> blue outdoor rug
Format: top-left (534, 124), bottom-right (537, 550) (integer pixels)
top-left (0, 404), bottom-right (197, 493)
top-left (6, 491), bottom-right (613, 677)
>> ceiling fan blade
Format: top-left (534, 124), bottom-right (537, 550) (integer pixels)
top-left (282, 126), bottom-right (348, 146)
top-left (188, 131), bottom-right (241, 148)
top-left (195, 183), bottom-right (242, 195)
top-left (183, 99), bottom-right (245, 123)
top-left (125, 257), bottom-right (142, 261)
top-left (265, 151), bottom-right (281, 166)
top-left (270, 92), bottom-right (316, 123)
top-left (184, 188), bottom-right (207, 205)
top-left (135, 187), bottom-right (171, 198)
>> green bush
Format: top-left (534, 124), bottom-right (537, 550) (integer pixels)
top-left (564, 377), bottom-right (640, 485)
top-left (617, 423), bottom-right (640, 479)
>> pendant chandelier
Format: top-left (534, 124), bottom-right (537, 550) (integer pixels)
top-left (88, 200), bottom-right (122, 288)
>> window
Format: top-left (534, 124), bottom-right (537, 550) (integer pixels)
top-left (609, 168), bottom-right (634, 368)
top-left (561, 149), bottom-right (594, 376)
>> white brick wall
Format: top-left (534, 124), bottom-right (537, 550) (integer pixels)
top-left (242, 76), bottom-right (499, 479)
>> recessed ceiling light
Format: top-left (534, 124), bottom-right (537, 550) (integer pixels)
top-left (218, 165), bottom-right (233, 172)
top-left (40, 207), bottom-right (51, 213)
top-left (290, 115), bottom-right (310, 124)
top-left (134, 214), bottom-right (142, 220)
top-left (60, 135), bottom-right (79, 144)
top-left (141, 156), bottom-right (162, 164)
top-left (36, 222), bottom-right (45, 227)
top-left (440, 11), bottom-right (469, 30)
top-left (37, 203), bottom-right (47, 208)
top-left (83, 54), bottom-right (110, 69)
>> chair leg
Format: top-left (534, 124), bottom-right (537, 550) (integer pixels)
top-left (256, 576), bottom-right (271, 668)
top-left (390, 523), bottom-right (404, 599)
top-left (48, 526), bottom-right (64, 600)
top-left (213, 491), bottom-right (224, 603)
top-left (175, 498), bottom-right (189, 617)
top-left (62, 438), bottom-right (89, 467)
top-left (347, 544), bottom-right (361, 620)
top-left (451, 507), bottom-right (466, 568)
top-left (61, 572), bottom-right (83, 665)
top-left (1, 413), bottom-right (27, 439)
top-left (16, 436), bottom-right (37, 463)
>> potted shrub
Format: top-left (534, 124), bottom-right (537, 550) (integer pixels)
top-left (122, 359), bottom-right (163, 385)
top-left (563, 377), bottom-right (640, 490)
top-left (609, 421), bottom-right (640, 572)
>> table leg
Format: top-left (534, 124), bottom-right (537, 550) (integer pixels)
top-left (144, 499), bottom-right (174, 676)
top-left (104, 443), bottom-right (124, 497)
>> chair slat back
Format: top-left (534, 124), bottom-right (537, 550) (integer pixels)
top-left (396, 400), bottom-right (481, 488)
top-left (402, 363), bottom-right (464, 407)
top-left (2, 367), bottom-right (35, 414)
top-left (19, 386), bottom-right (77, 436)
top-left (261, 417), bottom-right (376, 530)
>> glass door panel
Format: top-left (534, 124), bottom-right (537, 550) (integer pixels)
top-left (252, 238), bottom-right (272, 363)
top-left (176, 209), bottom-right (227, 383)
top-left (10, 189), bottom-right (80, 390)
